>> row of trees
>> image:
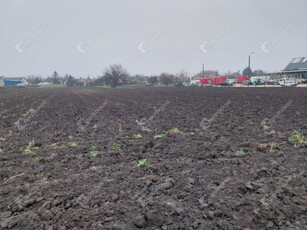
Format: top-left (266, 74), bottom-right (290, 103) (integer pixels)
top-left (27, 65), bottom-right (190, 88)
top-left (243, 67), bottom-right (268, 77)
top-left (27, 72), bottom-right (70, 85)
top-left (26, 64), bottom-right (268, 88)
top-left (95, 66), bottom-right (187, 87)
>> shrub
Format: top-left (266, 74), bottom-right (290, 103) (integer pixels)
top-left (90, 144), bottom-right (99, 157)
top-left (288, 130), bottom-right (305, 147)
top-left (112, 142), bottom-right (123, 153)
top-left (135, 158), bottom-right (148, 167)
top-left (236, 148), bottom-right (246, 156)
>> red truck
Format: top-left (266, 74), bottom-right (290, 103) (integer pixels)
top-left (199, 78), bottom-right (212, 85)
top-left (213, 76), bottom-right (227, 85)
top-left (236, 76), bottom-right (249, 83)
top-left (200, 76), bottom-right (227, 85)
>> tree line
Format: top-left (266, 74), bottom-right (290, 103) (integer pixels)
top-left (26, 64), bottom-right (189, 88)
top-left (26, 64), bottom-right (268, 88)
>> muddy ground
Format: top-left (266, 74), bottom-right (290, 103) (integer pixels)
top-left (0, 87), bottom-right (306, 229)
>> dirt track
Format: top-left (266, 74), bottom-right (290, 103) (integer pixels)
top-left (0, 87), bottom-right (306, 229)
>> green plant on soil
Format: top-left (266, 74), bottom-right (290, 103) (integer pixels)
top-left (288, 130), bottom-right (306, 147)
top-left (154, 133), bottom-right (166, 139)
top-left (0, 137), bottom-right (5, 141)
top-left (135, 158), bottom-right (148, 167)
top-left (235, 148), bottom-right (246, 156)
top-left (168, 128), bottom-right (184, 135)
top-left (23, 140), bottom-right (38, 155)
top-left (93, 124), bottom-right (99, 129)
top-left (68, 142), bottom-right (78, 148)
top-left (22, 108), bottom-right (35, 117)
top-left (243, 138), bottom-right (250, 145)
top-left (133, 134), bottom-right (143, 139)
top-left (0, 148), bottom-right (3, 154)
top-left (112, 142), bottom-right (123, 153)
top-left (90, 144), bottom-right (99, 157)
top-left (50, 143), bottom-right (65, 149)
top-left (269, 142), bottom-right (278, 153)
top-left (106, 125), bottom-right (115, 132)
top-left (34, 156), bottom-right (42, 163)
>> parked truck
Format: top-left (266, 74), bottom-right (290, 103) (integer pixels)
top-left (250, 76), bottom-right (270, 84)
top-left (278, 78), bottom-right (297, 87)
top-left (189, 80), bottom-right (202, 86)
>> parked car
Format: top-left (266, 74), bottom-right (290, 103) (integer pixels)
top-left (220, 81), bottom-right (232, 87)
top-left (251, 79), bottom-right (261, 85)
top-left (279, 78), bottom-right (297, 87)
top-left (267, 79), bottom-right (280, 85)
top-left (174, 82), bottom-right (184, 87)
top-left (242, 80), bottom-right (252, 85)
top-left (227, 79), bottom-right (236, 85)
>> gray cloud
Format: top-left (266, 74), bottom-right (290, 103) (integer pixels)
top-left (0, 0), bottom-right (306, 77)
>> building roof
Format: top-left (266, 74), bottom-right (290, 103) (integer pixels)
top-left (78, 77), bottom-right (94, 84)
top-left (270, 57), bottom-right (307, 75)
top-left (3, 77), bottom-right (27, 81)
top-left (284, 57), bottom-right (307, 71)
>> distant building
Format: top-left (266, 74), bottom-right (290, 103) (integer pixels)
top-left (78, 77), bottom-right (94, 86)
top-left (270, 57), bottom-right (307, 83)
top-left (192, 70), bottom-right (218, 80)
top-left (2, 77), bottom-right (29, 86)
top-left (0, 77), bottom-right (4, 86)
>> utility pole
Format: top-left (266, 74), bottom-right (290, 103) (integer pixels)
top-left (202, 64), bottom-right (205, 78)
top-left (248, 52), bottom-right (254, 69)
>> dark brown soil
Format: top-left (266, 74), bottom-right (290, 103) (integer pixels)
top-left (0, 87), bottom-right (306, 230)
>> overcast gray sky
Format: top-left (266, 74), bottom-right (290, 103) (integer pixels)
top-left (0, 0), bottom-right (306, 77)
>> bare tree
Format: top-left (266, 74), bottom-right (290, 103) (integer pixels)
top-left (147, 76), bottom-right (158, 85)
top-left (66, 75), bottom-right (79, 87)
top-left (253, 70), bottom-right (267, 76)
top-left (103, 64), bottom-right (129, 88)
top-left (26, 75), bottom-right (42, 85)
top-left (175, 70), bottom-right (189, 82)
top-left (49, 71), bottom-right (61, 84)
top-left (159, 73), bottom-right (174, 86)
